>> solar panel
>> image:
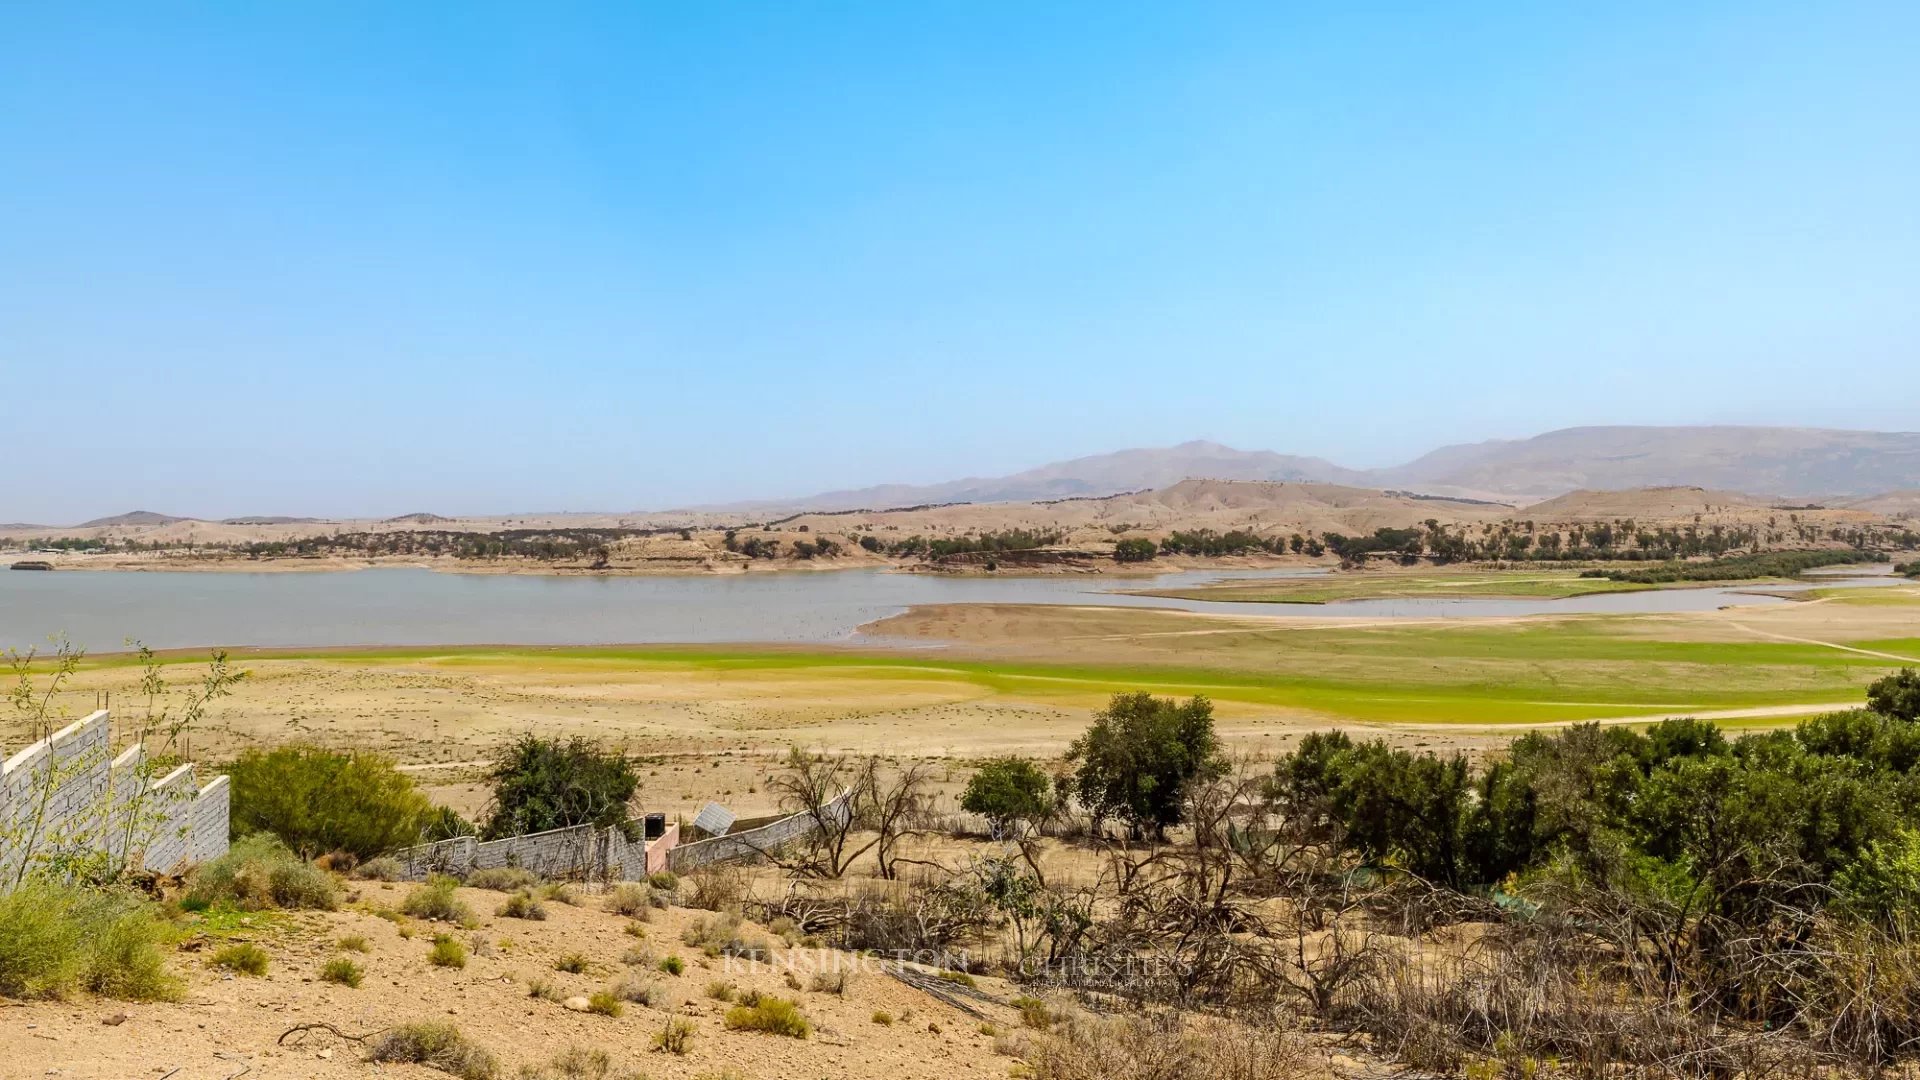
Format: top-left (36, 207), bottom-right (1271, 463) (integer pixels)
top-left (692, 802), bottom-right (736, 837)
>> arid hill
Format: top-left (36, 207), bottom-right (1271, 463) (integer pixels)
top-left (703, 439), bottom-right (1368, 515)
top-left (1382, 425), bottom-right (1920, 501)
top-left (1521, 486), bottom-right (1772, 521)
top-left (1843, 490), bottom-right (1920, 519)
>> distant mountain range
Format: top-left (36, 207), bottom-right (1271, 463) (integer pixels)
top-left (19, 425), bottom-right (1920, 529)
top-left (708, 425), bottom-right (1920, 513)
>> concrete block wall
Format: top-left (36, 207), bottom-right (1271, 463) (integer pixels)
top-left (0, 710), bottom-right (228, 886)
top-left (667, 789), bottom-right (853, 873)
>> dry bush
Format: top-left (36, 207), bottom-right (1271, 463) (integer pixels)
top-left (685, 865), bottom-right (748, 912)
top-left (466, 866), bottom-right (539, 892)
top-left (1025, 1009), bottom-right (1314, 1080)
top-left (368, 1021), bottom-right (497, 1080)
top-left (497, 890), bottom-right (547, 920)
top-left (604, 882), bottom-right (650, 916)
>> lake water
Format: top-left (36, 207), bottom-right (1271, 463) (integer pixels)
top-left (0, 565), bottom-right (1902, 653)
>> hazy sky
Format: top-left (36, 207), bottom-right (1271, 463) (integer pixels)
top-left (4, 3), bottom-right (1917, 522)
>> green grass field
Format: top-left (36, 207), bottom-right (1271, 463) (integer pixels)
top-left (1134, 568), bottom-right (1662, 604)
top-left (82, 615), bottom-right (1920, 726)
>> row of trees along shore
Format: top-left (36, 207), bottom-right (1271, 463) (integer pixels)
top-left (14, 515), bottom-right (1916, 568)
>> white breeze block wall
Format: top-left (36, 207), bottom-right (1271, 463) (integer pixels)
top-left (0, 710), bottom-right (229, 887)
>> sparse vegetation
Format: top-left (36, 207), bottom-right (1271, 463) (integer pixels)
top-left (585, 989), bottom-right (623, 1016)
top-left (658, 954), bottom-right (685, 976)
top-left (555, 950), bottom-right (591, 974)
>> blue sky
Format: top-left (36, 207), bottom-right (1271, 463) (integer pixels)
top-left (4, 3), bottom-right (1916, 521)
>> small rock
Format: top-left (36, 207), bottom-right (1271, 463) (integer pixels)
top-left (563, 996), bottom-right (591, 1012)
top-left (101, 1013), bottom-right (129, 1026)
top-left (316, 1049), bottom-right (333, 1060)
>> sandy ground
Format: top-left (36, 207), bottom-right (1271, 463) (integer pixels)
top-left (4, 881), bottom-right (1051, 1080)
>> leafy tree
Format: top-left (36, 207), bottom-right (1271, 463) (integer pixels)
top-left (481, 736), bottom-right (640, 840)
top-left (1868, 668), bottom-right (1920, 722)
top-left (1066, 693), bottom-right (1223, 840)
top-left (226, 746), bottom-right (432, 859)
top-left (960, 757), bottom-right (1055, 831)
top-left (1112, 538), bottom-right (1157, 563)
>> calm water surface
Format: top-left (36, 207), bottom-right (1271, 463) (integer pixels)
top-left (0, 565), bottom-right (1902, 653)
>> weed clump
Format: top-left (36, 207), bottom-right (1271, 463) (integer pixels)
top-left (724, 995), bottom-right (810, 1038)
top-left (188, 834), bottom-right (339, 911)
top-left (367, 1021), bottom-right (497, 1080)
top-left (652, 1017), bottom-right (696, 1054)
top-left (429, 933), bottom-right (468, 969)
top-left (496, 890), bottom-right (547, 920)
top-left (402, 875), bottom-right (476, 926)
top-left (321, 956), bottom-right (364, 986)
top-left (211, 942), bottom-right (269, 976)
top-left (605, 882), bottom-right (650, 917)
top-left (465, 866), bottom-right (539, 892)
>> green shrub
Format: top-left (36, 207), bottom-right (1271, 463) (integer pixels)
top-left (0, 884), bottom-right (184, 1002)
top-left (1013, 994), bottom-right (1053, 1029)
top-left (482, 735), bottom-right (639, 840)
top-left (705, 979), bottom-right (735, 1001)
top-left (586, 989), bottom-right (623, 1017)
top-left (527, 975), bottom-right (564, 1002)
top-left (537, 881), bottom-right (578, 906)
top-left (337, 934), bottom-right (370, 952)
top-left (466, 866), bottom-right (539, 892)
top-left (555, 951), bottom-right (591, 974)
top-left (211, 942), bottom-right (269, 976)
top-left (810, 970), bottom-right (848, 994)
top-left (368, 1021), bottom-right (497, 1080)
top-left (429, 934), bottom-right (468, 968)
top-left (321, 956), bottom-right (364, 987)
top-left (83, 899), bottom-right (183, 1000)
top-left (658, 954), bottom-right (684, 976)
top-left (496, 890), bottom-right (547, 920)
top-left (402, 875), bottom-right (476, 926)
top-left (605, 883), bottom-right (650, 916)
top-left (724, 995), bottom-right (810, 1038)
top-left (188, 834), bottom-right (340, 911)
top-left (646, 871), bottom-right (678, 892)
top-left (871, 1010), bottom-right (894, 1025)
top-left (962, 757), bottom-right (1056, 832)
top-left (226, 746), bottom-right (432, 859)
